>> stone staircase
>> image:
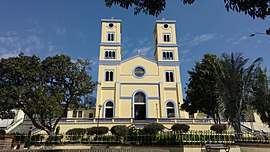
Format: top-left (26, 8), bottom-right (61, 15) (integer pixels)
top-left (8, 120), bottom-right (33, 134)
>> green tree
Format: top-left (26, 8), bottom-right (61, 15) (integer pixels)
top-left (181, 54), bottom-right (221, 123)
top-left (213, 53), bottom-right (262, 133)
top-left (251, 68), bottom-right (270, 127)
top-left (0, 54), bottom-right (96, 136)
top-left (105, 0), bottom-right (270, 19)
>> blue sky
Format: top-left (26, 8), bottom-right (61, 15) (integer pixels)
top-left (0, 0), bottom-right (269, 97)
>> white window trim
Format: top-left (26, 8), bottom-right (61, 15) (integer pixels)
top-left (102, 100), bottom-right (115, 118)
top-left (164, 71), bottom-right (175, 82)
top-left (132, 66), bottom-right (146, 79)
top-left (104, 70), bottom-right (114, 81)
top-left (163, 33), bottom-right (171, 42)
top-left (164, 100), bottom-right (178, 118)
top-left (132, 90), bottom-right (148, 119)
top-left (162, 50), bottom-right (174, 60)
top-left (104, 50), bottom-right (116, 59)
top-left (107, 32), bottom-right (115, 41)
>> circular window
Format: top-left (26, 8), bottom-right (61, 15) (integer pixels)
top-left (133, 67), bottom-right (145, 78)
top-left (163, 24), bottom-right (168, 28)
top-left (109, 23), bottom-right (114, 28)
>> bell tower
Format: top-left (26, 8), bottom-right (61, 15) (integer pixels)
top-left (154, 19), bottom-right (179, 63)
top-left (99, 18), bottom-right (122, 61)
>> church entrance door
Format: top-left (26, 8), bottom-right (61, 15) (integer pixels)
top-left (134, 92), bottom-right (146, 120)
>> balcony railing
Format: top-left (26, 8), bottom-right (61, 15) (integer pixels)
top-left (58, 118), bottom-right (226, 124)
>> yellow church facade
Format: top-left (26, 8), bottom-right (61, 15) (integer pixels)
top-left (95, 18), bottom-right (188, 120)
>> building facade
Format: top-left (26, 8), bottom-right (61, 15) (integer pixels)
top-left (95, 18), bottom-right (188, 120)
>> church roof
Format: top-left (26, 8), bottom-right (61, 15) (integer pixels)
top-left (121, 54), bottom-right (157, 64)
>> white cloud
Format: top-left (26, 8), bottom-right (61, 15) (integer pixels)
top-left (232, 35), bottom-right (248, 45)
top-left (132, 46), bottom-right (153, 56)
top-left (181, 49), bottom-right (190, 54)
top-left (51, 25), bottom-right (66, 36)
top-left (180, 33), bottom-right (217, 46)
top-left (0, 31), bottom-right (59, 58)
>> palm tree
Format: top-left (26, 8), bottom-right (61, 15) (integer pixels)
top-left (213, 53), bottom-right (262, 133)
top-left (251, 68), bottom-right (270, 127)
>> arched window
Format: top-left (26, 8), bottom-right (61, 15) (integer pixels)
top-left (105, 51), bottom-right (109, 58)
top-left (162, 51), bottom-right (173, 60)
top-left (169, 52), bottom-right (173, 59)
top-left (105, 50), bottom-right (116, 59)
top-left (112, 51), bottom-right (115, 58)
top-left (163, 52), bottom-right (166, 59)
top-left (165, 71), bottom-right (174, 82)
top-left (105, 101), bottom-right (114, 118)
top-left (166, 102), bottom-right (175, 118)
top-left (169, 72), bottom-right (174, 82)
top-left (105, 71), bottom-right (110, 81)
top-left (165, 72), bottom-right (170, 82)
top-left (163, 34), bottom-right (170, 42)
top-left (134, 92), bottom-right (146, 103)
top-left (107, 32), bottom-right (115, 41)
top-left (109, 71), bottom-right (114, 81)
top-left (108, 51), bottom-right (112, 58)
top-left (105, 70), bottom-right (113, 81)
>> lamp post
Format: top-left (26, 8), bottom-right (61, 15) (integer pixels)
top-left (250, 28), bottom-right (270, 37)
top-left (97, 104), bottom-right (102, 127)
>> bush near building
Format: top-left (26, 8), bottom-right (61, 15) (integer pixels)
top-left (171, 124), bottom-right (190, 132)
top-left (86, 127), bottom-right (109, 135)
top-left (143, 123), bottom-right (164, 135)
top-left (111, 125), bottom-right (128, 137)
top-left (210, 124), bottom-right (227, 133)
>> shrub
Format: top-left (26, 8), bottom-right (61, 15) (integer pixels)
top-left (111, 125), bottom-right (128, 137)
top-left (66, 128), bottom-right (86, 136)
top-left (86, 127), bottom-right (109, 135)
top-left (143, 123), bottom-right (164, 135)
top-left (171, 124), bottom-right (190, 132)
top-left (0, 130), bottom-right (6, 135)
top-left (210, 124), bottom-right (227, 133)
top-left (0, 130), bottom-right (6, 140)
top-left (30, 134), bottom-right (45, 142)
top-left (46, 135), bottom-right (63, 143)
top-left (55, 126), bottom-right (60, 135)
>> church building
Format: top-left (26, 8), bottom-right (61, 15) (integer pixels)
top-left (95, 18), bottom-right (188, 120)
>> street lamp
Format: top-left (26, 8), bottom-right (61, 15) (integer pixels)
top-left (97, 104), bottom-right (102, 127)
top-left (250, 28), bottom-right (270, 37)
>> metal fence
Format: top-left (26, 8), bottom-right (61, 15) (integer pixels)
top-left (7, 130), bottom-right (270, 146)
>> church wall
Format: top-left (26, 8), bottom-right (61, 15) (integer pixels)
top-left (147, 99), bottom-right (160, 118)
top-left (119, 99), bottom-right (132, 118)
top-left (120, 84), bottom-right (159, 97)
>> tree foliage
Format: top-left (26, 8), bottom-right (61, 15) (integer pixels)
top-left (181, 54), bottom-right (220, 123)
top-left (183, 52), bottom-right (265, 132)
top-left (143, 123), bottom-right (164, 135)
top-left (105, 0), bottom-right (270, 19)
top-left (0, 54), bottom-right (96, 135)
top-left (111, 125), bottom-right (129, 137)
top-left (213, 53), bottom-right (262, 132)
top-left (66, 128), bottom-right (86, 136)
top-left (250, 68), bottom-right (270, 127)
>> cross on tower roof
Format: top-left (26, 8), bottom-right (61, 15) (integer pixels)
top-left (137, 49), bottom-right (141, 55)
